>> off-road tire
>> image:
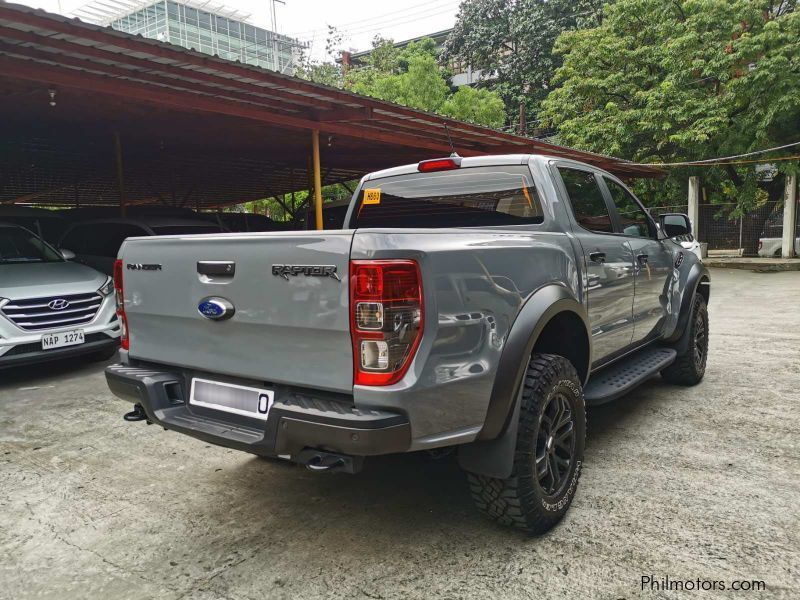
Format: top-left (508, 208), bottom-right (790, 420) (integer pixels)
top-left (468, 354), bottom-right (586, 535)
top-left (661, 294), bottom-right (708, 385)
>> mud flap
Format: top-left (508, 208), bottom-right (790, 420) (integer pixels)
top-left (458, 386), bottom-right (522, 479)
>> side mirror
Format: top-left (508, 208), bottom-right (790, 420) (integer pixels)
top-left (659, 213), bottom-right (692, 238)
top-left (61, 248), bottom-right (76, 260)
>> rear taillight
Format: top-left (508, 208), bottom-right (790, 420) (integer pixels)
top-left (758, 240), bottom-right (763, 250)
top-left (113, 259), bottom-right (129, 351)
top-left (350, 260), bottom-right (423, 386)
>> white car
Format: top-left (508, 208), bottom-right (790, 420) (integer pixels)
top-left (0, 223), bottom-right (121, 368)
top-left (758, 236), bottom-right (800, 257)
top-left (654, 219), bottom-right (702, 261)
top-left (680, 234), bottom-right (703, 261)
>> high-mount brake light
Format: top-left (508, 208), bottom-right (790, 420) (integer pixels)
top-left (113, 259), bottom-right (129, 351)
top-left (350, 260), bottom-right (423, 386)
top-left (417, 157), bottom-right (462, 172)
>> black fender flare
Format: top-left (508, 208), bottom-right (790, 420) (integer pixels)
top-left (458, 284), bottom-right (590, 479)
top-left (664, 263), bottom-right (711, 346)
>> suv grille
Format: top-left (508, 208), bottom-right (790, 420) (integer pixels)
top-left (1, 292), bottom-right (103, 331)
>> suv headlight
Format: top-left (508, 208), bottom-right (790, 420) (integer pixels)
top-left (97, 276), bottom-right (114, 297)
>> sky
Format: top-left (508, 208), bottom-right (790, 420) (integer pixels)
top-left (15, 0), bottom-right (463, 61)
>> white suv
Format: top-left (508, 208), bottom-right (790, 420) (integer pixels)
top-left (0, 223), bottom-right (120, 368)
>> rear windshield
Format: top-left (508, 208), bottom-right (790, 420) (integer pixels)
top-left (151, 225), bottom-right (224, 236)
top-left (351, 165), bottom-right (544, 229)
top-left (0, 226), bottom-right (63, 264)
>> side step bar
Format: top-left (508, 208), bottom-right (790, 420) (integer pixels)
top-left (584, 347), bottom-right (677, 406)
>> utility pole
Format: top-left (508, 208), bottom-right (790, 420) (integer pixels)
top-left (269, 0), bottom-right (285, 72)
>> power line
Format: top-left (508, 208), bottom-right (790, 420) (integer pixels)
top-left (635, 142), bottom-right (800, 167)
top-left (336, 5), bottom-right (459, 37)
top-left (287, 0), bottom-right (459, 37)
top-left (646, 154), bottom-right (800, 168)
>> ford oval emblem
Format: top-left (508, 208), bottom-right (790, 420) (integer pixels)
top-left (198, 297), bottom-right (235, 321)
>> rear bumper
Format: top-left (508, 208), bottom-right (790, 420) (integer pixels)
top-left (105, 363), bottom-right (411, 458)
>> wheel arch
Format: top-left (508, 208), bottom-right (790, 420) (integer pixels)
top-left (665, 263), bottom-right (710, 344)
top-left (458, 284), bottom-right (590, 479)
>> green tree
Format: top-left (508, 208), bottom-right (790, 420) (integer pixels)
top-left (443, 0), bottom-right (605, 127)
top-left (441, 85), bottom-right (506, 128)
top-left (541, 0), bottom-right (799, 254)
top-left (345, 37), bottom-right (506, 126)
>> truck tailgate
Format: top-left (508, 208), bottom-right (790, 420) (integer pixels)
top-left (119, 231), bottom-right (353, 392)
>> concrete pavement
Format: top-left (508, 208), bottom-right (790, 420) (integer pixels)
top-left (1, 267), bottom-right (798, 599)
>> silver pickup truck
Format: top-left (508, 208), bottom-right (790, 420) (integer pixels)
top-left (106, 154), bottom-right (710, 534)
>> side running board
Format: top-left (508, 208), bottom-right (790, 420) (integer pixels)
top-left (584, 347), bottom-right (677, 406)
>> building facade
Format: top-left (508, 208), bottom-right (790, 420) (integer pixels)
top-left (76, 0), bottom-right (304, 73)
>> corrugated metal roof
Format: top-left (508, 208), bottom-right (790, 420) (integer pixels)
top-left (0, 2), bottom-right (660, 209)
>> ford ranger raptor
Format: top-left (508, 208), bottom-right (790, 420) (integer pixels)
top-left (106, 154), bottom-right (710, 534)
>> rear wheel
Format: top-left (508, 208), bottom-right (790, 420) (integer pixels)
top-left (468, 354), bottom-right (586, 535)
top-left (661, 294), bottom-right (708, 385)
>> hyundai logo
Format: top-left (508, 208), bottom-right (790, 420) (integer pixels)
top-left (48, 299), bottom-right (70, 311)
top-left (198, 297), bottom-right (235, 321)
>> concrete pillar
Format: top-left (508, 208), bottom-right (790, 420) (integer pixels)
top-left (782, 174), bottom-right (797, 258)
top-left (687, 176), bottom-right (700, 238)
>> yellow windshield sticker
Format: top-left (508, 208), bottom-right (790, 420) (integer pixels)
top-left (363, 188), bottom-right (382, 205)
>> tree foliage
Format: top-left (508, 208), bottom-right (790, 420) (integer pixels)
top-left (443, 0), bottom-right (605, 124)
top-left (540, 0), bottom-right (799, 252)
top-left (344, 37), bottom-right (506, 127)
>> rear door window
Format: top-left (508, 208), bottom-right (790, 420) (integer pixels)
top-left (100, 224), bottom-right (149, 256)
top-left (351, 166), bottom-right (543, 229)
top-left (558, 168), bottom-right (614, 234)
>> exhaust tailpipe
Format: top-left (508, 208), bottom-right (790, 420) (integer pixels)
top-left (296, 448), bottom-right (363, 474)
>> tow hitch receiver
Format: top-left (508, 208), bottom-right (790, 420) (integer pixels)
top-left (296, 448), bottom-right (364, 474)
top-left (123, 403), bottom-right (149, 423)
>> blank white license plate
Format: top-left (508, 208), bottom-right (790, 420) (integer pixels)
top-left (41, 329), bottom-right (85, 350)
top-left (189, 378), bottom-right (274, 421)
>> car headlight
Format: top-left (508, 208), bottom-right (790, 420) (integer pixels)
top-left (97, 276), bottom-right (114, 297)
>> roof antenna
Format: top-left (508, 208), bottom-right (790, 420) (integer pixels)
top-left (444, 124), bottom-right (459, 157)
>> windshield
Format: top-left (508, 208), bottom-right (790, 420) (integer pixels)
top-left (0, 216), bottom-right (65, 241)
top-left (151, 225), bottom-right (224, 236)
top-left (351, 165), bottom-right (544, 229)
top-left (0, 226), bottom-right (63, 264)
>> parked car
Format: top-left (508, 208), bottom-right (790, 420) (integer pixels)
top-left (0, 223), bottom-right (120, 368)
top-left (106, 154), bottom-right (710, 534)
top-left (758, 236), bottom-right (800, 257)
top-left (653, 215), bottom-right (702, 261)
top-left (215, 212), bottom-right (290, 232)
top-left (0, 206), bottom-right (68, 244)
top-left (58, 217), bottom-right (226, 275)
top-left (303, 200), bottom-right (351, 230)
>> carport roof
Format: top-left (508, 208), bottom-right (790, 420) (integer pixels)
top-left (0, 2), bottom-right (661, 209)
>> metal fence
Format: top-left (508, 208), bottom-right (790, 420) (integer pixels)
top-left (698, 199), bottom-right (798, 256)
top-left (651, 198), bottom-right (799, 257)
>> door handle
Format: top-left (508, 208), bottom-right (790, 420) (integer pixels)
top-left (197, 261), bottom-right (235, 276)
top-left (637, 254), bottom-right (649, 265)
top-left (589, 251), bottom-right (606, 264)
